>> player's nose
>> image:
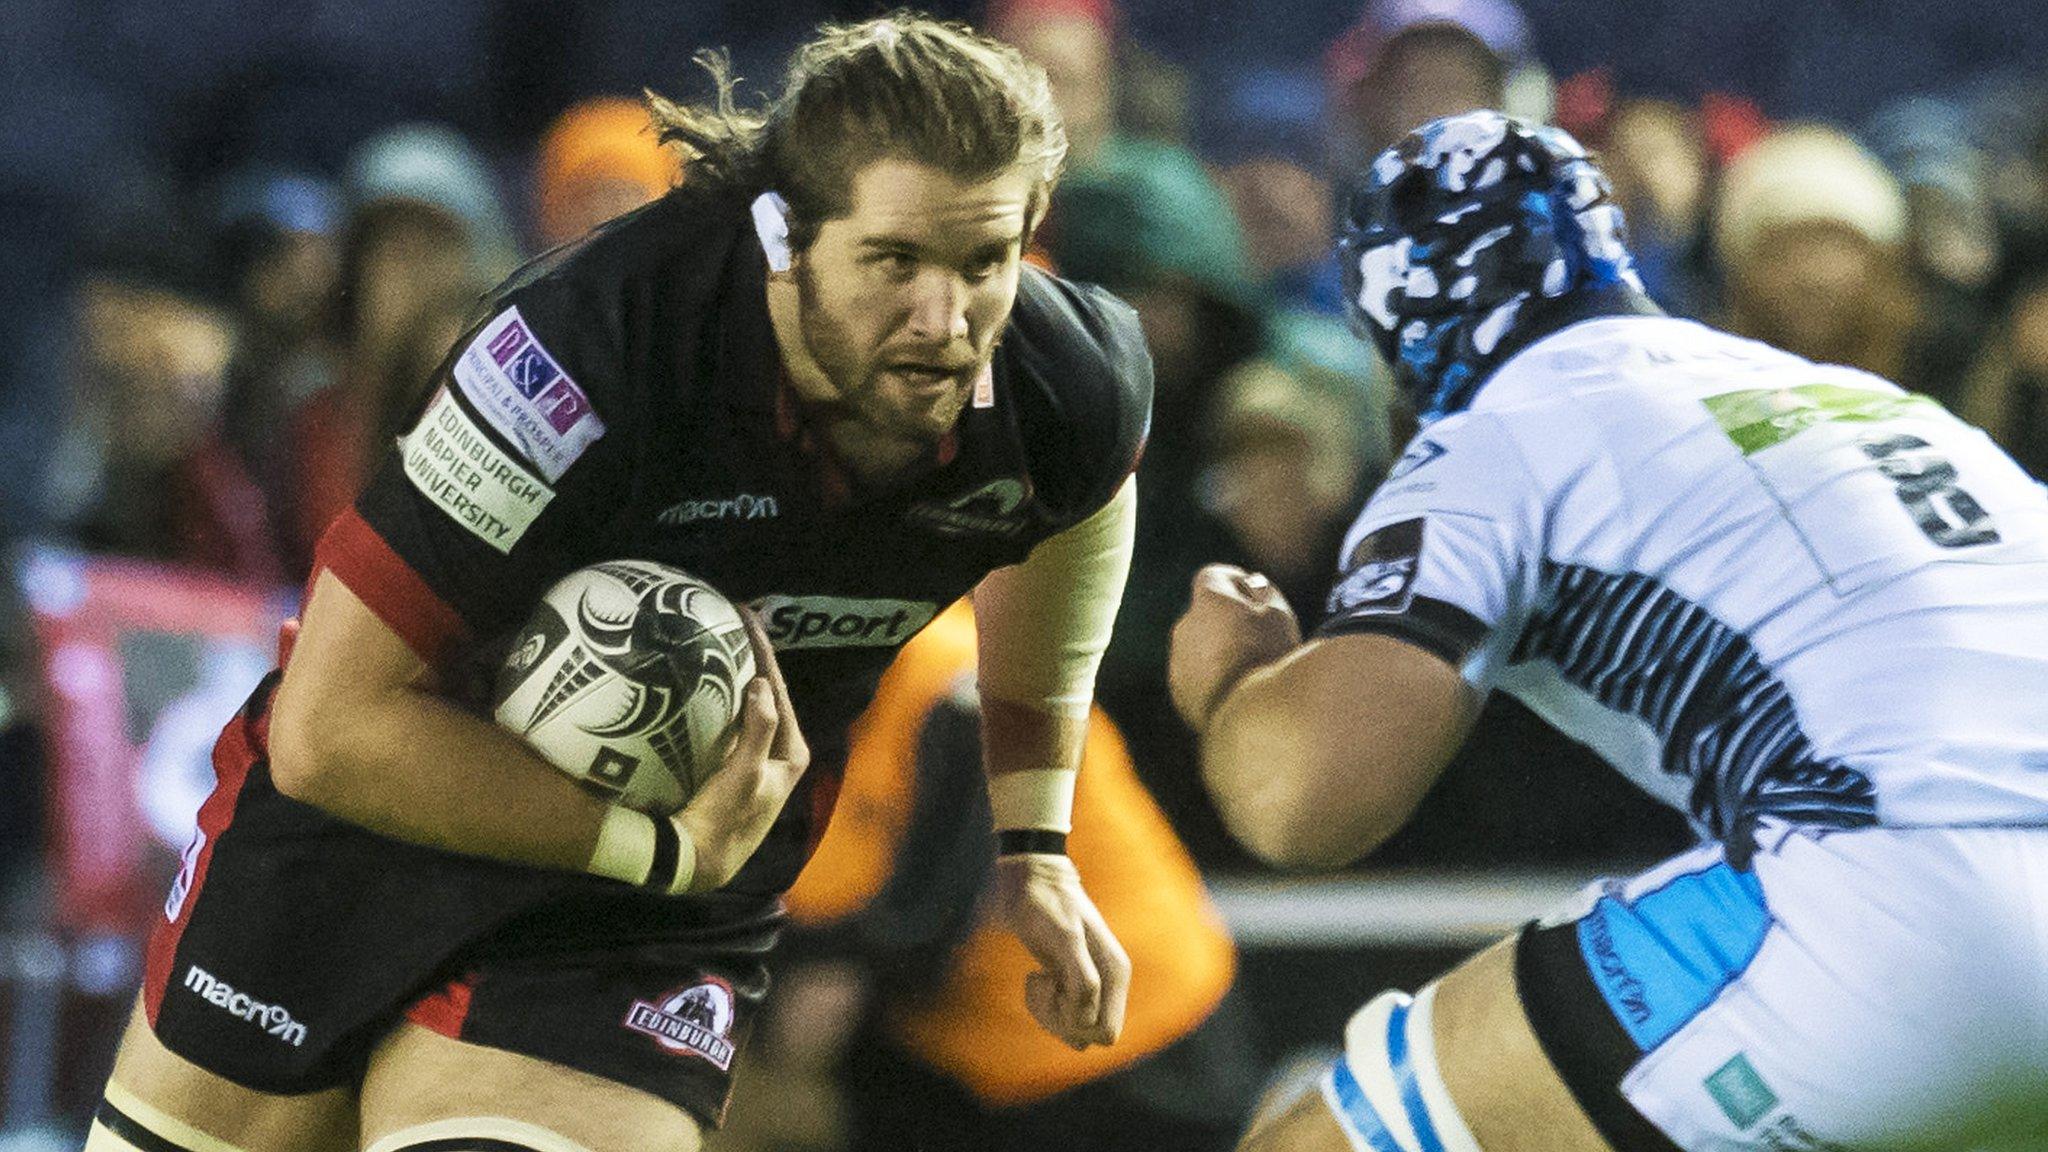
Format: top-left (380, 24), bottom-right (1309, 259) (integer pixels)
top-left (905, 271), bottom-right (970, 343)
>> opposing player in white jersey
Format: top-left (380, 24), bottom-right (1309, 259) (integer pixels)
top-left (1170, 111), bottom-right (2048, 1152)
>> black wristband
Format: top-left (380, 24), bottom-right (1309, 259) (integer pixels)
top-left (646, 815), bottom-right (682, 890)
top-left (996, 828), bottom-right (1068, 856)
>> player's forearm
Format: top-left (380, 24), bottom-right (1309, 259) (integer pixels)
top-left (1201, 653), bottom-right (1374, 868)
top-left (268, 682), bottom-right (610, 874)
top-left (980, 693), bottom-right (1086, 844)
top-left (980, 693), bottom-right (1087, 777)
top-left (973, 477), bottom-right (1135, 716)
top-left (1202, 636), bottom-right (1467, 868)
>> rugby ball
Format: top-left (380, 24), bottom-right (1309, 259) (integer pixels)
top-left (492, 560), bottom-right (756, 814)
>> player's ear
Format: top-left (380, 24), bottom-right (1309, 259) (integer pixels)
top-left (1023, 185), bottom-right (1051, 240)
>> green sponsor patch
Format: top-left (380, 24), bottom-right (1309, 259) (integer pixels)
top-left (1704, 1053), bottom-right (1779, 1130)
top-left (1701, 383), bottom-right (1941, 455)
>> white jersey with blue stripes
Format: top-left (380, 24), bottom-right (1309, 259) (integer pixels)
top-left (1323, 315), bottom-right (2048, 837)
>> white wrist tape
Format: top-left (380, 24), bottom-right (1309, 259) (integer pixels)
top-left (588, 806), bottom-right (656, 886)
top-left (668, 818), bottom-right (699, 895)
top-left (988, 768), bottom-right (1077, 833)
top-left (588, 807), bottom-right (699, 894)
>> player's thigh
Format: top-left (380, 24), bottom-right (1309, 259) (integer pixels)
top-left (92, 996), bottom-right (357, 1152)
top-left (1431, 937), bottom-right (1613, 1152)
top-left (1239, 938), bottom-right (1610, 1152)
top-left (1239, 1088), bottom-right (1354, 1152)
top-left (357, 1020), bottom-right (703, 1152)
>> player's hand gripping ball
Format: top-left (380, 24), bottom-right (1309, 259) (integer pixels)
top-left (492, 560), bottom-right (757, 814)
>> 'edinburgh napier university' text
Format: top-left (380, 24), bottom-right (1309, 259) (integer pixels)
top-left (403, 390), bottom-right (555, 553)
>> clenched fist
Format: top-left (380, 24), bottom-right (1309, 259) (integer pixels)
top-left (1169, 564), bottom-right (1302, 732)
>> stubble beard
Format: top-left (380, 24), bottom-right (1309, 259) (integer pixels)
top-left (798, 274), bottom-right (983, 452)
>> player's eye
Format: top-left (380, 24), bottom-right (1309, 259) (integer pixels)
top-left (865, 251), bottom-right (917, 281)
top-left (962, 248), bottom-right (1010, 284)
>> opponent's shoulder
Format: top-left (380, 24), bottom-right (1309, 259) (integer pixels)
top-left (1464, 318), bottom-right (1735, 455)
top-left (1000, 265), bottom-right (1154, 517)
top-left (1357, 408), bottom-right (1544, 531)
top-left (1485, 315), bottom-right (1871, 412)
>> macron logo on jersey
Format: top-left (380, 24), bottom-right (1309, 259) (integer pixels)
top-left (452, 307), bottom-right (605, 483)
top-left (183, 966), bottom-right (308, 1048)
top-left (1387, 438), bottom-right (1447, 482)
top-left (658, 494), bottom-right (781, 526)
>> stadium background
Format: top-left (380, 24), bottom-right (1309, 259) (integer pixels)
top-left (3, 0), bottom-right (2046, 1146)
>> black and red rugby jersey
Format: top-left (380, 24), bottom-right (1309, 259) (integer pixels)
top-left (306, 177), bottom-right (1153, 896)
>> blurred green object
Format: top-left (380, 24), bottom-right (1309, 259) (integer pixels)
top-left (1263, 308), bottom-right (1395, 471)
top-left (1050, 135), bottom-right (1257, 305)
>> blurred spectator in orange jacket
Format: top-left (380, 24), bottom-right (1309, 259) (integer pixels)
top-left (722, 603), bottom-right (1254, 1152)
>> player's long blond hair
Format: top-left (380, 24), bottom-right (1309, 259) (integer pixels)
top-left (645, 10), bottom-right (1067, 249)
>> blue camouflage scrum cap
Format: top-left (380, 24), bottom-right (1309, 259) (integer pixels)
top-left (1340, 111), bottom-right (1642, 423)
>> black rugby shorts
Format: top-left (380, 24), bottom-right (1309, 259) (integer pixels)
top-left (141, 684), bottom-right (780, 1128)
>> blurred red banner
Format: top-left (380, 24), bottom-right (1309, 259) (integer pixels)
top-left (18, 546), bottom-right (290, 935)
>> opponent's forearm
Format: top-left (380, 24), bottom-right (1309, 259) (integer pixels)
top-left (268, 677), bottom-right (611, 874)
top-left (1200, 652), bottom-right (1362, 867)
top-left (1201, 635), bottom-right (1471, 869)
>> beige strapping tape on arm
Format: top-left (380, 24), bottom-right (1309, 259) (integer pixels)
top-left (973, 476), bottom-right (1136, 716)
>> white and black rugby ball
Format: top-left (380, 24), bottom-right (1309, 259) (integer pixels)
top-left (492, 560), bottom-right (756, 814)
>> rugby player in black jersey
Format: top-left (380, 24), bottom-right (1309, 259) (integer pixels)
top-left (89, 15), bottom-right (1151, 1152)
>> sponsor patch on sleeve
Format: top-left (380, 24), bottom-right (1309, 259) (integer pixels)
top-left (1327, 517), bottom-right (1424, 617)
top-left (450, 306), bottom-right (606, 482)
top-left (401, 389), bottom-right (555, 553)
top-left (1387, 437), bottom-right (1447, 481)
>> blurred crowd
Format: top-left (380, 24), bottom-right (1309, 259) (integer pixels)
top-left (4, 0), bottom-right (2048, 1141)
top-left (10, 0), bottom-right (2048, 889)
